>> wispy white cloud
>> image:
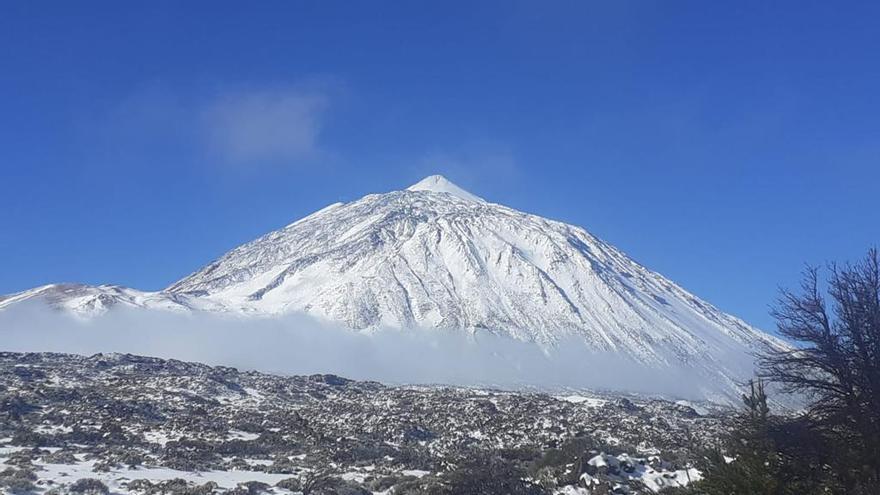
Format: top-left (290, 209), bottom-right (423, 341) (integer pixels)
top-left (88, 82), bottom-right (334, 169)
top-left (201, 87), bottom-right (329, 164)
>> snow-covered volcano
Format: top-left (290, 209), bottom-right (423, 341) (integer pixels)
top-left (1, 175), bottom-right (787, 403)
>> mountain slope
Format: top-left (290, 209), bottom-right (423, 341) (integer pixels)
top-left (170, 175), bottom-right (781, 350)
top-left (1, 175), bottom-right (788, 404)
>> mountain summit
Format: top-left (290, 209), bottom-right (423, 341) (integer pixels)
top-left (1, 175), bottom-right (788, 403)
top-left (405, 174), bottom-right (485, 202)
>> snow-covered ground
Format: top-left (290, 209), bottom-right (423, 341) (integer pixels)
top-left (3, 444), bottom-right (701, 495)
top-left (1, 352), bottom-right (724, 495)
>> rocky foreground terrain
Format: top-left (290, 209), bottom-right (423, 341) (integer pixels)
top-left (0, 352), bottom-right (731, 494)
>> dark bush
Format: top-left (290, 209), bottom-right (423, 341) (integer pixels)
top-left (10, 430), bottom-right (49, 448)
top-left (162, 438), bottom-right (222, 471)
top-left (69, 478), bottom-right (110, 495)
top-left (41, 450), bottom-right (78, 464)
top-left (125, 479), bottom-right (156, 493)
top-left (0, 468), bottom-right (37, 481)
top-left (215, 439), bottom-right (267, 457)
top-left (365, 475), bottom-right (417, 491)
top-left (125, 478), bottom-right (218, 495)
top-left (3, 450), bottom-right (39, 468)
top-left (2, 478), bottom-right (37, 494)
top-left (231, 481), bottom-right (270, 495)
top-left (275, 477), bottom-right (302, 491)
top-left (391, 475), bottom-right (448, 495)
top-left (313, 479), bottom-right (370, 495)
top-left (267, 457), bottom-right (302, 474)
top-left (444, 456), bottom-right (548, 495)
top-left (0, 395), bottom-right (38, 420)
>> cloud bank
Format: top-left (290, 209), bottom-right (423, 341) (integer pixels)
top-left (1, 302), bottom-right (708, 402)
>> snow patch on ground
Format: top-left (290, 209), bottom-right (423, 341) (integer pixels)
top-left (579, 452), bottom-right (701, 493)
top-left (558, 395), bottom-right (609, 408)
top-left (34, 460), bottom-right (292, 491)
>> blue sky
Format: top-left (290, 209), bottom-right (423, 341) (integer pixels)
top-left (1, 1), bottom-right (878, 332)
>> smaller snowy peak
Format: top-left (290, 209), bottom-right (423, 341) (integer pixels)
top-left (406, 174), bottom-right (485, 202)
top-left (0, 283), bottom-right (209, 316)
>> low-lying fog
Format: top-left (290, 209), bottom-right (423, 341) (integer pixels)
top-left (1, 302), bottom-right (747, 403)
